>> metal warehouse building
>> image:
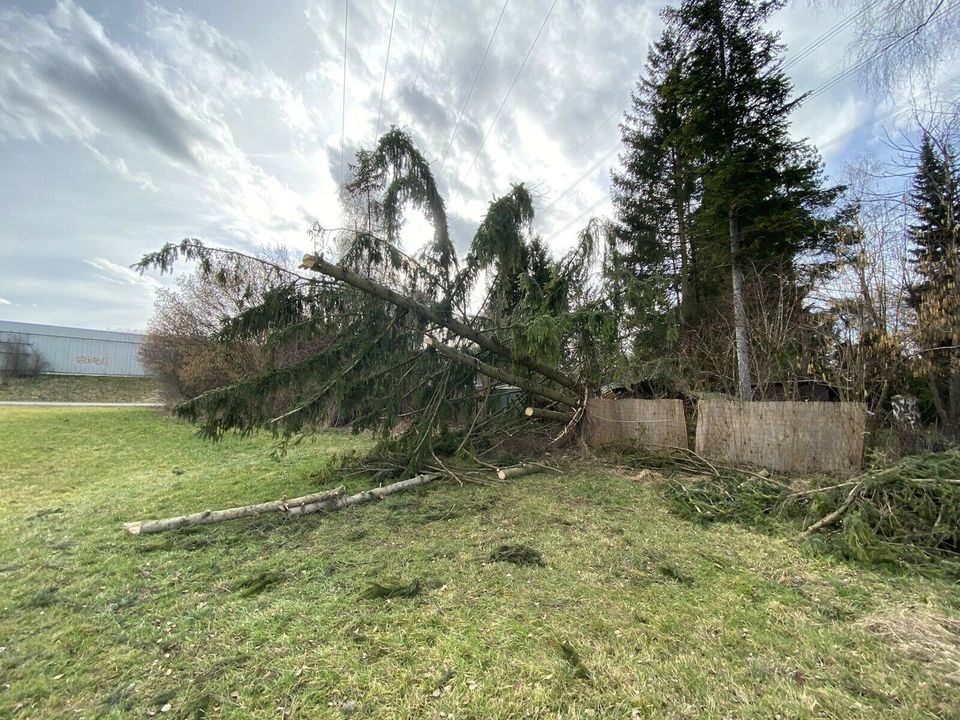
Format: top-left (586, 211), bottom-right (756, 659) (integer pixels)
top-left (0, 320), bottom-right (149, 377)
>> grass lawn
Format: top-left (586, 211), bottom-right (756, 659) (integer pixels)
top-left (1, 408), bottom-right (958, 719)
top-left (0, 375), bottom-right (160, 403)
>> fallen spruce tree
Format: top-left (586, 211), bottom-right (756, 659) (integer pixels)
top-left (128, 130), bottom-right (618, 534)
top-left (133, 130), bottom-right (624, 462)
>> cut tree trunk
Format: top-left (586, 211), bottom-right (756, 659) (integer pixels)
top-left (125, 474), bottom-right (440, 535)
top-left (729, 210), bottom-right (753, 401)
top-left (525, 406), bottom-right (574, 422)
top-left (123, 486), bottom-right (346, 535)
top-left (425, 336), bottom-right (579, 408)
top-left (301, 254), bottom-right (579, 391)
top-left (496, 464), bottom-right (545, 480)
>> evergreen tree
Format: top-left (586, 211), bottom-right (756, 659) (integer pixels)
top-left (613, 0), bottom-right (844, 397)
top-left (908, 133), bottom-right (960, 440)
top-left (612, 30), bottom-right (697, 335)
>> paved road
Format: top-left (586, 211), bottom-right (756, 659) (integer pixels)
top-left (0, 401), bottom-right (163, 407)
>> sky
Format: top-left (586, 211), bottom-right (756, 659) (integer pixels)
top-left (0, 0), bottom-right (954, 331)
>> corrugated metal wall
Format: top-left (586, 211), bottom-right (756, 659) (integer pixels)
top-left (0, 320), bottom-right (149, 376)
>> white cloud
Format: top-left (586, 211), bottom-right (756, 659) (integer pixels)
top-left (0, 1), bottom-right (334, 253)
top-left (0, 297), bottom-right (12, 305)
top-left (0, 0), bottom-right (932, 330)
top-left (85, 258), bottom-right (160, 288)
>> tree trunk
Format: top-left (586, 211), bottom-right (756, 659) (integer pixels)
top-left (123, 486), bottom-right (346, 535)
top-left (929, 365), bottom-right (957, 442)
top-left (496, 464), bottom-right (545, 480)
top-left (525, 406), bottom-right (574, 422)
top-left (125, 474), bottom-right (440, 536)
top-left (671, 148), bottom-right (693, 326)
top-left (729, 210), bottom-right (753, 400)
top-left (425, 336), bottom-right (579, 408)
top-left (301, 254), bottom-right (579, 391)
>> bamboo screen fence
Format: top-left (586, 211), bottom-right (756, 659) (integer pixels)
top-left (694, 400), bottom-right (867, 476)
top-left (584, 398), bottom-right (688, 450)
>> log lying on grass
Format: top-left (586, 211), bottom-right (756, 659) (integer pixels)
top-left (123, 486), bottom-right (346, 535)
top-left (124, 474), bottom-right (439, 535)
top-left (496, 464), bottom-right (545, 481)
top-left (525, 406), bottom-right (574, 422)
top-left (425, 336), bottom-right (579, 408)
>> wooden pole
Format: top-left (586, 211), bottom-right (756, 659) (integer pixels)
top-left (525, 406), bottom-right (574, 422)
top-left (300, 254), bottom-right (579, 391)
top-left (425, 336), bottom-right (579, 408)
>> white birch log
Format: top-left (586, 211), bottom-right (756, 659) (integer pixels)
top-left (123, 486), bottom-right (347, 535)
top-left (124, 474), bottom-right (442, 535)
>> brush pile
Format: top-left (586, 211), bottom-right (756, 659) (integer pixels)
top-left (661, 450), bottom-right (960, 566)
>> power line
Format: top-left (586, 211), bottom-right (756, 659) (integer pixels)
top-left (375, 0), bottom-right (400, 140)
top-left (804, 0), bottom-right (958, 102)
top-left (780, 0), bottom-right (880, 74)
top-left (541, 2), bottom-right (871, 203)
top-left (545, 1), bottom-right (957, 246)
top-left (340, 0), bottom-right (349, 187)
top-left (545, 194), bottom-right (610, 245)
top-left (567, 102), bottom-right (628, 159)
top-left (545, 141), bottom-right (622, 210)
top-left (439, 0), bottom-right (509, 173)
top-left (817, 74), bottom-right (958, 153)
top-left (454, 0), bottom-right (560, 200)
top-left (413, 0), bottom-right (437, 88)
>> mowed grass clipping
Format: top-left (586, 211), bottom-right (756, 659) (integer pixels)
top-left (1, 408), bottom-right (959, 719)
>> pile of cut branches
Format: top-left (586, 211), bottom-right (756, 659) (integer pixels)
top-left (662, 450), bottom-right (960, 566)
top-left (799, 451), bottom-right (960, 565)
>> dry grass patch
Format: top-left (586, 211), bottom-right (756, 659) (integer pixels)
top-left (862, 604), bottom-right (960, 685)
top-left (0, 375), bottom-right (160, 403)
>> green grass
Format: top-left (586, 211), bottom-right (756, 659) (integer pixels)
top-left (1, 408), bottom-right (959, 719)
top-left (0, 375), bottom-right (160, 403)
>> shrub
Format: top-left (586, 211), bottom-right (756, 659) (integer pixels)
top-left (0, 334), bottom-right (49, 379)
top-left (140, 249), bottom-right (290, 404)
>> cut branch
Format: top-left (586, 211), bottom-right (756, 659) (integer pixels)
top-left (525, 406), bottom-right (574, 422)
top-left (301, 253), bottom-right (579, 390)
top-left (425, 336), bottom-right (579, 408)
top-left (123, 486), bottom-right (346, 535)
top-left (803, 482), bottom-right (864, 535)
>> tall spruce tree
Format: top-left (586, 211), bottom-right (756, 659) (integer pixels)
top-left (908, 133), bottom-right (960, 440)
top-left (613, 0), bottom-right (844, 398)
top-left (612, 30), bottom-right (696, 332)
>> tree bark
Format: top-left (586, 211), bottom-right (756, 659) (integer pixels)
top-left (928, 365), bottom-right (956, 441)
top-left (301, 254), bottom-right (579, 391)
top-left (123, 486), bottom-right (346, 535)
top-left (671, 147), bottom-right (693, 326)
top-left (525, 406), bottom-right (574, 422)
top-left (496, 464), bottom-right (544, 480)
top-left (425, 336), bottom-right (579, 408)
top-left (125, 474), bottom-right (441, 536)
top-left (729, 210), bottom-right (753, 401)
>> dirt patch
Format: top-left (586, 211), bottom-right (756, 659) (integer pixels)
top-left (488, 544), bottom-right (545, 567)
